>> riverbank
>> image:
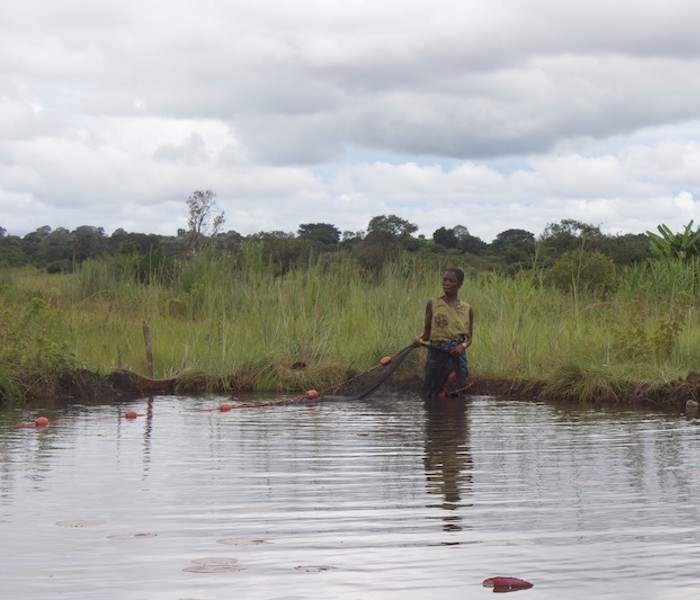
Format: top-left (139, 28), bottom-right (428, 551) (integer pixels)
top-left (14, 366), bottom-right (698, 416)
top-left (4, 259), bottom-right (700, 412)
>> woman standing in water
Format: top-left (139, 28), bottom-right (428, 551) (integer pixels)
top-left (414, 267), bottom-right (474, 401)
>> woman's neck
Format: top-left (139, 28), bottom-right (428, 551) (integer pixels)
top-left (442, 293), bottom-right (459, 305)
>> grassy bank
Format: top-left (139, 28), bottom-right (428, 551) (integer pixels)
top-left (2, 254), bottom-right (700, 405)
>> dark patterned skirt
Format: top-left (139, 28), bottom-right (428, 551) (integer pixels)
top-left (422, 339), bottom-right (469, 401)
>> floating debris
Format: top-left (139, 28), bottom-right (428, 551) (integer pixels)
top-left (217, 537), bottom-right (270, 546)
top-left (107, 532), bottom-right (158, 540)
top-left (293, 565), bottom-right (336, 574)
top-left (55, 519), bottom-right (108, 528)
top-left (183, 557), bottom-right (244, 573)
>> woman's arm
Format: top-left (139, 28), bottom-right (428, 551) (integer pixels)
top-left (421, 299), bottom-right (433, 341)
top-left (413, 299), bottom-right (433, 346)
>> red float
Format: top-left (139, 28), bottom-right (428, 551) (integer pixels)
top-left (124, 410), bottom-right (138, 420)
top-left (35, 417), bottom-right (50, 428)
top-left (482, 576), bottom-right (533, 593)
top-left (219, 403), bottom-right (232, 412)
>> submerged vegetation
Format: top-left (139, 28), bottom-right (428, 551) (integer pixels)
top-left (3, 198), bottom-right (700, 408)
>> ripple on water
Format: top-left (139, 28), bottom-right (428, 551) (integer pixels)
top-left (1, 395), bottom-right (699, 600)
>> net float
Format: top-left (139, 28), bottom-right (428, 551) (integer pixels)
top-left (124, 410), bottom-right (138, 420)
top-left (305, 389), bottom-right (319, 399)
top-left (35, 416), bottom-right (50, 428)
top-left (379, 356), bottom-right (392, 365)
top-left (482, 576), bottom-right (533, 592)
top-left (219, 403), bottom-right (232, 412)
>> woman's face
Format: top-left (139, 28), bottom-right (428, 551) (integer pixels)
top-left (442, 271), bottom-right (461, 294)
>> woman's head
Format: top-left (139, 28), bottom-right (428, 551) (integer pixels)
top-left (442, 267), bottom-right (465, 296)
top-left (444, 267), bottom-right (465, 286)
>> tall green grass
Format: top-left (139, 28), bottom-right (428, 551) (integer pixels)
top-left (3, 255), bottom-right (700, 402)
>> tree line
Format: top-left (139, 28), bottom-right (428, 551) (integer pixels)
top-left (0, 190), bottom-right (670, 294)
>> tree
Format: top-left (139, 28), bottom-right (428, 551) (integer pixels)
top-left (490, 228), bottom-right (535, 268)
top-left (298, 223), bottom-right (341, 245)
top-left (539, 219), bottom-right (603, 265)
top-left (0, 234), bottom-right (28, 266)
top-left (366, 215), bottom-right (418, 240)
top-left (37, 227), bottom-right (72, 270)
top-left (547, 250), bottom-right (618, 297)
top-left (362, 214), bottom-right (419, 267)
top-left (432, 227), bottom-right (458, 249)
top-left (186, 190), bottom-right (225, 254)
top-left (22, 226), bottom-right (52, 260)
top-left (250, 231), bottom-right (311, 275)
top-left (598, 233), bottom-right (652, 266)
top-left (72, 225), bottom-right (107, 263)
top-left (452, 225), bottom-right (488, 255)
top-left (212, 230), bottom-right (244, 256)
top-left (542, 219), bottom-right (602, 241)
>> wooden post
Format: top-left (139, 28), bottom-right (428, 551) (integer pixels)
top-left (142, 320), bottom-right (154, 378)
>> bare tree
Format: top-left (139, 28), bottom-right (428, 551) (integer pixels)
top-left (186, 190), bottom-right (225, 254)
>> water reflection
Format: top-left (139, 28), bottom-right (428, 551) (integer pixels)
top-left (142, 396), bottom-right (154, 474)
top-left (4, 396), bottom-right (700, 599)
top-left (423, 398), bottom-right (473, 532)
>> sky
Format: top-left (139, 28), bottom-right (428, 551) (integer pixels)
top-left (2, 0), bottom-right (700, 243)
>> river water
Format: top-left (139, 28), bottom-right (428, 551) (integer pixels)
top-left (1, 394), bottom-right (699, 600)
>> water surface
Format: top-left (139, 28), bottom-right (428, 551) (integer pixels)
top-left (1, 394), bottom-right (699, 599)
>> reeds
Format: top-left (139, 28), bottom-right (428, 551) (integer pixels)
top-left (3, 255), bottom-right (700, 403)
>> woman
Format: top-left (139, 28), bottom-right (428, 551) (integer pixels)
top-left (414, 267), bottom-right (474, 401)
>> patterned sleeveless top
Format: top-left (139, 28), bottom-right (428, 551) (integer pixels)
top-left (430, 297), bottom-right (471, 342)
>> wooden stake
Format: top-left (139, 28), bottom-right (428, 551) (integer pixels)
top-left (142, 320), bottom-right (154, 378)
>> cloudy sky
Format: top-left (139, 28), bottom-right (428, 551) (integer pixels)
top-left (2, 0), bottom-right (700, 242)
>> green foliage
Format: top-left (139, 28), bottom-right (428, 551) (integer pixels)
top-left (547, 250), bottom-right (618, 297)
top-left (241, 240), bottom-right (264, 277)
top-left (647, 221), bottom-right (700, 261)
top-left (611, 299), bottom-right (687, 363)
top-left (8, 217), bottom-right (700, 404)
top-left (489, 229), bottom-right (535, 272)
top-left (0, 210), bottom-right (680, 278)
top-left (619, 256), bottom-right (700, 301)
top-left (0, 290), bottom-right (75, 401)
top-left (298, 223), bottom-right (341, 245)
top-left (69, 257), bottom-right (134, 301)
top-left (597, 233), bottom-right (652, 266)
top-left (539, 219), bottom-right (603, 267)
top-left (0, 235), bottom-right (30, 266)
top-left (366, 214), bottom-right (418, 240)
top-left (432, 226), bottom-right (458, 249)
top-left (543, 363), bottom-right (620, 404)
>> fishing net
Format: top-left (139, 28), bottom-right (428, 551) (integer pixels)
top-left (319, 345), bottom-right (419, 400)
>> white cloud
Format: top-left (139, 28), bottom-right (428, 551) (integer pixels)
top-left (2, 0), bottom-right (700, 242)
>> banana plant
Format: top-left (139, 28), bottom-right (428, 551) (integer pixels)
top-left (647, 221), bottom-right (700, 260)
